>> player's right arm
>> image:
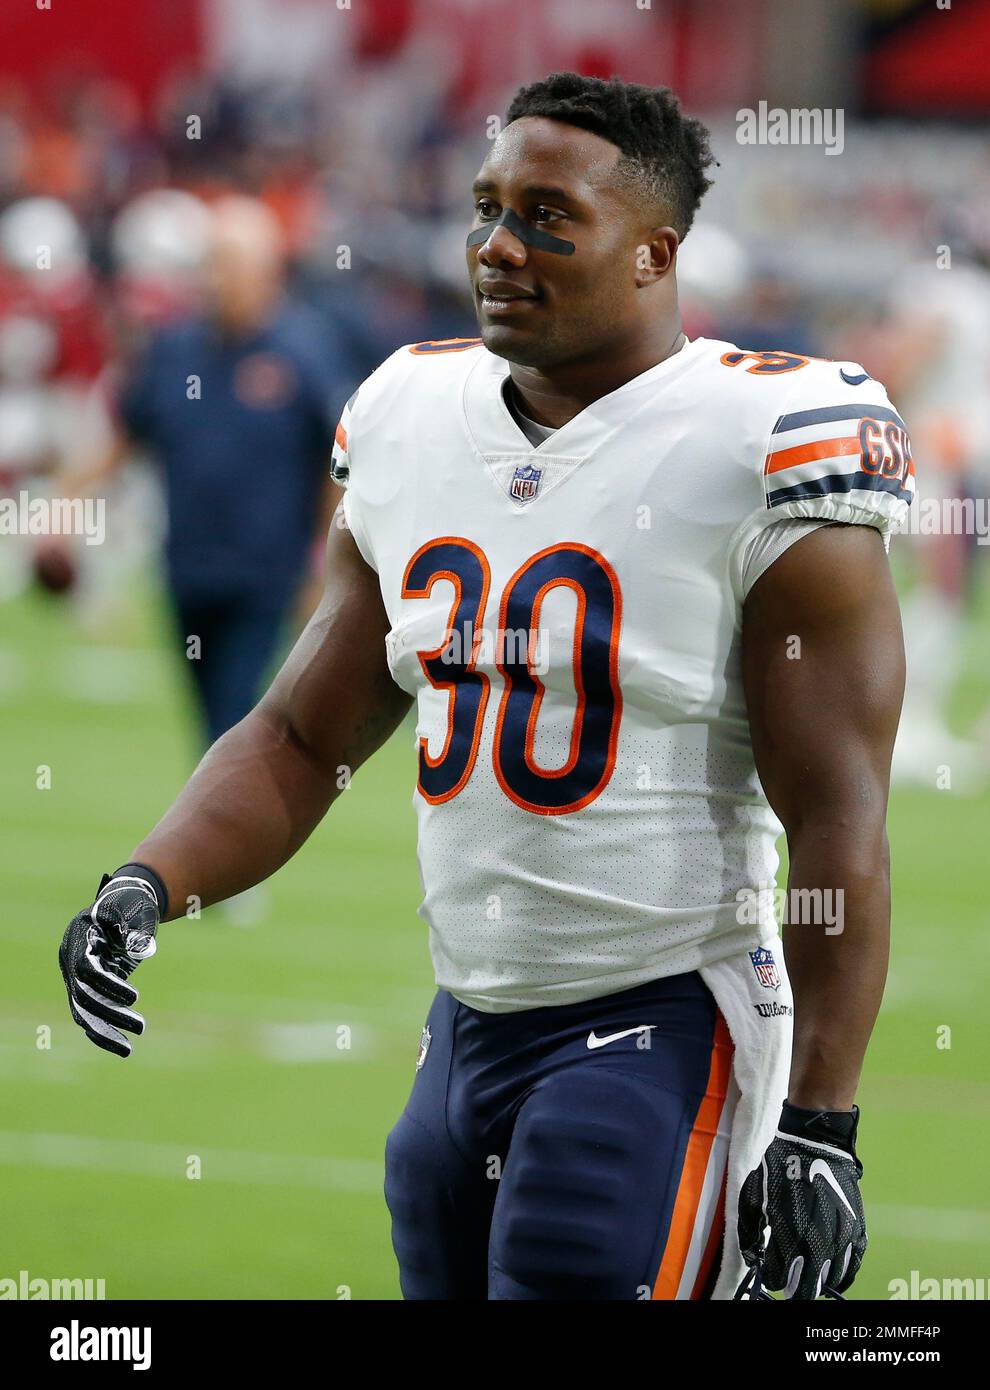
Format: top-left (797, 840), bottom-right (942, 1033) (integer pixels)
top-left (135, 511), bottom-right (411, 915)
top-left (58, 511), bottom-right (412, 1055)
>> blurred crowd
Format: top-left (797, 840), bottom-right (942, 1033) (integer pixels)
top-left (0, 62), bottom-right (478, 474)
top-left (2, 49), bottom-right (990, 781)
top-left (1, 58), bottom-right (988, 460)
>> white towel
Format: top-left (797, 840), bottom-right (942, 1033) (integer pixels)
top-left (700, 933), bottom-right (793, 1300)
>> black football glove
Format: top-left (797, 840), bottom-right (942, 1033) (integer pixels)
top-left (735, 1100), bottom-right (866, 1300)
top-left (59, 864), bottom-right (166, 1058)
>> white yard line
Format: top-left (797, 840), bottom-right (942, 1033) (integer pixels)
top-left (1, 1130), bottom-right (988, 1244)
top-left (865, 1203), bottom-right (990, 1245)
top-left (0, 1130), bottom-right (382, 1193)
top-left (57, 647), bottom-right (164, 703)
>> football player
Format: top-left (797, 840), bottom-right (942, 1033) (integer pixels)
top-left (59, 73), bottom-right (911, 1300)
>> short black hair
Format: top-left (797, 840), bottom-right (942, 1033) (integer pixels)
top-left (504, 71), bottom-right (716, 240)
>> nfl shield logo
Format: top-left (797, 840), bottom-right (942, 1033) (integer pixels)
top-left (416, 1024), bottom-right (432, 1070)
top-left (510, 463), bottom-right (542, 501)
top-left (749, 947), bottom-right (781, 991)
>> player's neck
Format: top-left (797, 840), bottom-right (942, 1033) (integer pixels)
top-left (507, 322), bottom-right (687, 429)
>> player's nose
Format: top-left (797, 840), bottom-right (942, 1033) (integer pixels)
top-left (474, 222), bottom-right (527, 267)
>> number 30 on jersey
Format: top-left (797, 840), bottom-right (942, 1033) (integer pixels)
top-left (401, 538), bottom-right (623, 816)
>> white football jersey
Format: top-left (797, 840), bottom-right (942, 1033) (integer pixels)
top-left (331, 336), bottom-right (913, 1012)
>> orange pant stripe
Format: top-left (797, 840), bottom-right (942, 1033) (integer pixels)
top-left (652, 1011), bottom-right (734, 1300)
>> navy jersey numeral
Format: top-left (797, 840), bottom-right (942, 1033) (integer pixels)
top-left (402, 538), bottom-right (491, 804)
top-left (401, 539), bottom-right (622, 814)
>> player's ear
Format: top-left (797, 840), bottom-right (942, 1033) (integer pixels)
top-left (633, 228), bottom-right (678, 287)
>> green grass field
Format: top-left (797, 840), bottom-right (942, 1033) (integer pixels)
top-left (2, 568), bottom-right (989, 1300)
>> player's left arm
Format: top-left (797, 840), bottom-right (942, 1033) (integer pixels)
top-left (738, 520), bottom-right (905, 1296)
top-left (743, 520), bottom-right (904, 1106)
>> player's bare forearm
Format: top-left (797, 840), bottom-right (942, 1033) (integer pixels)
top-left (128, 697), bottom-right (397, 919)
top-left (129, 514), bottom-right (411, 919)
top-left (781, 820), bottom-right (891, 1109)
top-left (742, 523), bottom-right (905, 1111)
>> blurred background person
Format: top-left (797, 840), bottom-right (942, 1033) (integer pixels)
top-left (59, 194), bottom-right (351, 750)
top-left (868, 227), bottom-right (990, 787)
top-left (0, 195), bottom-right (107, 599)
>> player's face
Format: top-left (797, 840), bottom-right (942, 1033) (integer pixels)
top-left (467, 117), bottom-right (660, 369)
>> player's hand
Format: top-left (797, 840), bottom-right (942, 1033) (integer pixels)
top-left (736, 1101), bottom-right (866, 1299)
top-left (59, 872), bottom-right (160, 1058)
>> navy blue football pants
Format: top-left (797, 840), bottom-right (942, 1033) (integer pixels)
top-left (384, 971), bottom-right (735, 1300)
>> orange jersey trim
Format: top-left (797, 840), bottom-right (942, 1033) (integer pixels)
top-left (764, 435), bottom-right (859, 475)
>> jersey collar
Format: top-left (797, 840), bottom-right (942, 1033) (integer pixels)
top-left (461, 336), bottom-right (710, 465)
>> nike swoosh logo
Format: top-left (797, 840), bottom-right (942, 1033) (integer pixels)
top-left (586, 1026), bottom-right (656, 1050)
top-left (839, 369), bottom-right (871, 385)
top-left (808, 1158), bottom-right (856, 1217)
